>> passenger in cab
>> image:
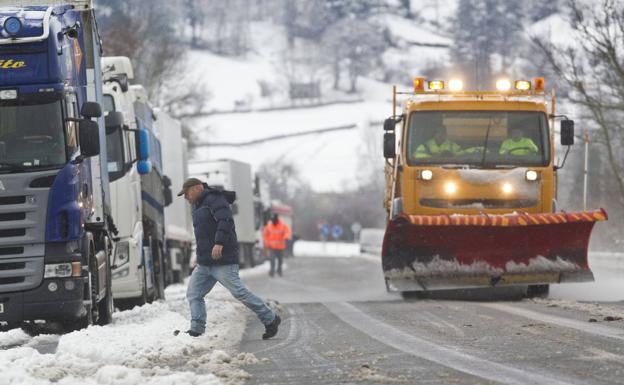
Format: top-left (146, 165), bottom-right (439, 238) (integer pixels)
top-left (499, 128), bottom-right (539, 156)
top-left (413, 126), bottom-right (462, 158)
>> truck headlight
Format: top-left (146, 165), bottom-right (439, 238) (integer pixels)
top-left (419, 169), bottom-right (433, 180)
top-left (502, 183), bottom-right (513, 194)
top-left (445, 181), bottom-right (457, 194)
top-left (115, 241), bottom-right (130, 267)
top-left (45, 262), bottom-right (80, 278)
top-left (525, 170), bottom-right (539, 181)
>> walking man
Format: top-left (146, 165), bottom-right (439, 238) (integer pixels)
top-left (263, 214), bottom-right (291, 277)
top-left (179, 178), bottom-right (280, 339)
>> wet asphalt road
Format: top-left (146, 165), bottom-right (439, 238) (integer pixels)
top-left (238, 256), bottom-right (624, 385)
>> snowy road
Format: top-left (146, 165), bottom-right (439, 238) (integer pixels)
top-left (238, 255), bottom-right (624, 385)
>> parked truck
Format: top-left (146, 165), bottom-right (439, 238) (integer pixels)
top-left (189, 159), bottom-right (257, 267)
top-left (102, 57), bottom-right (171, 306)
top-left (382, 77), bottom-right (607, 296)
top-left (154, 109), bottom-right (192, 284)
top-left (0, 0), bottom-right (114, 330)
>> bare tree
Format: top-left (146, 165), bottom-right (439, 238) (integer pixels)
top-left (533, 0), bottom-right (624, 208)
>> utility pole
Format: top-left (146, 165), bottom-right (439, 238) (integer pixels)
top-left (583, 131), bottom-right (590, 211)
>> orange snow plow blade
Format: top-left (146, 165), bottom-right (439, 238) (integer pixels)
top-left (382, 209), bottom-right (607, 292)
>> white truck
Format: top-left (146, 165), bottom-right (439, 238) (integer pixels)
top-left (154, 110), bottom-right (193, 284)
top-left (189, 160), bottom-right (257, 267)
top-left (102, 57), bottom-right (170, 306)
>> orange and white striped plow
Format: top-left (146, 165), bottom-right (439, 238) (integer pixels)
top-left (382, 209), bottom-right (607, 292)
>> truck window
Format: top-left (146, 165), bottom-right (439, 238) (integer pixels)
top-left (407, 111), bottom-right (550, 167)
top-left (64, 94), bottom-right (79, 157)
top-left (106, 127), bottom-right (125, 182)
top-left (0, 99), bottom-right (67, 172)
top-left (102, 94), bottom-right (115, 113)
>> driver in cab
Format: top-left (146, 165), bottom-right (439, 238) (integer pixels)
top-left (499, 128), bottom-right (539, 156)
top-left (413, 126), bottom-right (462, 158)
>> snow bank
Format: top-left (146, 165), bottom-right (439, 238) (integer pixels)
top-left (0, 278), bottom-right (260, 385)
top-left (293, 241), bottom-right (361, 258)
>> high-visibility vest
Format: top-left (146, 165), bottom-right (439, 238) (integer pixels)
top-left (413, 139), bottom-right (462, 158)
top-left (499, 137), bottom-right (539, 155)
top-left (263, 220), bottom-right (291, 250)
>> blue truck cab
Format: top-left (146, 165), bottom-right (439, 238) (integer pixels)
top-left (0, 2), bottom-right (114, 330)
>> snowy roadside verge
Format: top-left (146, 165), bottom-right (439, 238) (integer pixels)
top-left (0, 262), bottom-right (276, 385)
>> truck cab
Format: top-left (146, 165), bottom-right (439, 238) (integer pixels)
top-left (0, 1), bottom-right (114, 329)
top-left (102, 58), bottom-right (172, 305)
top-left (381, 78), bottom-right (606, 293)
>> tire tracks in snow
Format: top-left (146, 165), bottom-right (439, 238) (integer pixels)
top-left (478, 302), bottom-right (624, 341)
top-left (324, 301), bottom-right (582, 385)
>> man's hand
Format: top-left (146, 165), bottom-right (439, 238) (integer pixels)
top-left (212, 244), bottom-right (224, 260)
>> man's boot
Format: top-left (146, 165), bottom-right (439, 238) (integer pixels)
top-left (262, 315), bottom-right (281, 340)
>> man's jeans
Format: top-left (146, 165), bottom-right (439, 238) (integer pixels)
top-left (186, 264), bottom-right (276, 334)
top-left (269, 249), bottom-right (284, 275)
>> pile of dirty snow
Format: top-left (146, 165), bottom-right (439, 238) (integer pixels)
top-left (0, 263), bottom-right (275, 385)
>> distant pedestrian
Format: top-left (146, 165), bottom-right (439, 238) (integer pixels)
top-left (178, 178), bottom-right (280, 339)
top-left (263, 214), bottom-right (291, 277)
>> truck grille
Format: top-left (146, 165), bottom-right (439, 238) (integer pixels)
top-left (0, 257), bottom-right (43, 293)
top-left (420, 199), bottom-right (539, 209)
top-left (0, 196), bottom-right (26, 205)
top-left (0, 229), bottom-right (26, 238)
top-left (0, 213), bottom-right (26, 221)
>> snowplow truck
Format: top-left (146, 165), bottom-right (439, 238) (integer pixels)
top-left (382, 77), bottom-right (607, 294)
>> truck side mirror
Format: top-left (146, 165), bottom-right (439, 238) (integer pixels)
top-left (164, 187), bottom-right (173, 207)
top-left (384, 118), bottom-right (396, 131)
top-left (79, 120), bottom-right (100, 157)
top-left (104, 111), bottom-right (124, 135)
top-left (81, 102), bottom-right (102, 119)
top-left (384, 132), bottom-right (396, 158)
top-left (137, 128), bottom-right (150, 161)
top-left (561, 120), bottom-right (575, 146)
top-left (137, 160), bottom-right (152, 175)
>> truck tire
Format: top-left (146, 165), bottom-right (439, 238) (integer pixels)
top-left (64, 237), bottom-right (97, 332)
top-left (153, 241), bottom-right (166, 300)
top-left (526, 284), bottom-right (550, 298)
top-left (97, 238), bottom-right (114, 326)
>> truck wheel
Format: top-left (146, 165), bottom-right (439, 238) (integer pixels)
top-left (153, 243), bottom-right (166, 300)
top-left (526, 284), bottom-right (550, 298)
top-left (64, 237), bottom-right (97, 332)
top-left (97, 242), bottom-right (114, 326)
top-left (244, 244), bottom-right (256, 268)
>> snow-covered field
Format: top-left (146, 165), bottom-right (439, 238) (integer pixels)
top-left (0, 263), bottom-right (276, 385)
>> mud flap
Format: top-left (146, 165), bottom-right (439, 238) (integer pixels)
top-left (382, 209), bottom-right (607, 292)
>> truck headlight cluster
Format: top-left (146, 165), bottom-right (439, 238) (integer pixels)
top-left (445, 181), bottom-right (457, 195)
top-left (419, 169), bottom-right (433, 180)
top-left (502, 183), bottom-right (514, 194)
top-left (115, 241), bottom-right (130, 267)
top-left (525, 170), bottom-right (539, 181)
top-left (44, 262), bottom-right (80, 278)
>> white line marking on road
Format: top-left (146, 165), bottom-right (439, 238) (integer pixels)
top-left (324, 301), bottom-right (579, 385)
top-left (480, 303), bottom-right (624, 341)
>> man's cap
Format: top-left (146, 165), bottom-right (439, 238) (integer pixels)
top-left (177, 178), bottom-right (203, 196)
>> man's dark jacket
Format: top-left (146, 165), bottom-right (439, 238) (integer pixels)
top-left (192, 184), bottom-right (239, 266)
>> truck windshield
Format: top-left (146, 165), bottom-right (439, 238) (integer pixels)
top-left (407, 111), bottom-right (550, 167)
top-left (0, 100), bottom-right (67, 173)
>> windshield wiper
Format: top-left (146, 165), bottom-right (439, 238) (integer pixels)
top-left (480, 118), bottom-right (493, 168)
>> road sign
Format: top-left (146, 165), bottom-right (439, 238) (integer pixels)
top-left (320, 223), bottom-right (331, 237)
top-left (332, 225), bottom-right (344, 240)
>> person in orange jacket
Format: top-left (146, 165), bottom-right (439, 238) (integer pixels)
top-left (263, 214), bottom-right (291, 277)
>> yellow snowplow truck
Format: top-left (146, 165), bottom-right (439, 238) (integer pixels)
top-left (382, 77), bottom-right (607, 295)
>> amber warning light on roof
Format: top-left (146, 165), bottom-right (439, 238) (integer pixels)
top-left (412, 77), bottom-right (547, 93)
